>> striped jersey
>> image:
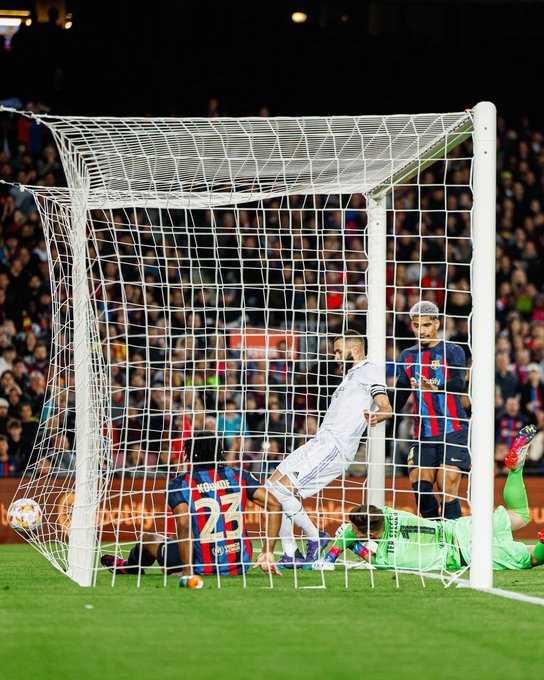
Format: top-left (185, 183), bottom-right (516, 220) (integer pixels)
top-left (167, 465), bottom-right (257, 576)
top-left (396, 341), bottom-right (468, 439)
top-left (318, 360), bottom-right (387, 457)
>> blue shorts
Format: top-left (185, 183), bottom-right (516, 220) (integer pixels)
top-left (407, 429), bottom-right (471, 472)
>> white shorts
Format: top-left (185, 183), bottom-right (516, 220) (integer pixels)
top-left (277, 437), bottom-right (348, 499)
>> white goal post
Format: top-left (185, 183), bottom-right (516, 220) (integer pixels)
top-left (3, 103), bottom-right (496, 589)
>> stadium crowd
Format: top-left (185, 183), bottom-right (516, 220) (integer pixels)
top-left (0, 102), bottom-right (543, 479)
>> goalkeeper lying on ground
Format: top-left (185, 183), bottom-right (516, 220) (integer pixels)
top-left (314, 425), bottom-right (544, 572)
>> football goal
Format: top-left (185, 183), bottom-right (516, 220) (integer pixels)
top-left (3, 103), bottom-right (496, 589)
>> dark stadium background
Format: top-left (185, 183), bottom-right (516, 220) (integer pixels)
top-left (1, 0), bottom-right (544, 117)
top-left (1, 0), bottom-right (544, 482)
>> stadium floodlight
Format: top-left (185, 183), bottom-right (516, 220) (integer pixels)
top-left (1, 104), bottom-right (496, 590)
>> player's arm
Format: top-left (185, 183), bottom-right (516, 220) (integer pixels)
top-left (252, 486), bottom-right (282, 556)
top-left (244, 473), bottom-right (282, 575)
top-left (172, 501), bottom-right (193, 577)
top-left (365, 393), bottom-right (393, 427)
top-left (444, 344), bottom-right (467, 392)
top-left (393, 355), bottom-right (412, 412)
top-left (313, 523), bottom-right (376, 570)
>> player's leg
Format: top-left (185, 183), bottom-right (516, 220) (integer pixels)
top-left (101, 532), bottom-right (160, 575)
top-left (277, 512), bottom-right (305, 565)
top-left (528, 530), bottom-right (544, 567)
top-left (502, 425), bottom-right (536, 531)
top-left (155, 538), bottom-right (185, 573)
top-left (266, 471), bottom-right (320, 562)
top-left (437, 430), bottom-right (471, 519)
top-left (408, 441), bottom-right (439, 519)
top-left (436, 466), bottom-right (463, 519)
top-left (268, 440), bottom-right (338, 564)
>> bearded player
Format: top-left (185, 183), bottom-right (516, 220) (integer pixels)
top-left (314, 426), bottom-right (544, 573)
top-left (101, 431), bottom-right (281, 577)
top-left (266, 330), bottom-right (393, 568)
top-left (395, 300), bottom-right (469, 520)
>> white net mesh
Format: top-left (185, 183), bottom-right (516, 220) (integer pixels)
top-left (9, 109), bottom-right (479, 587)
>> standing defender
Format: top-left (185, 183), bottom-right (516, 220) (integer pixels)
top-left (395, 301), bottom-right (469, 520)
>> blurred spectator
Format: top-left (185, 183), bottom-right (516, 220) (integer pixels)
top-left (495, 352), bottom-right (519, 400)
top-left (496, 397), bottom-right (527, 450)
top-left (19, 401), bottom-right (38, 452)
top-left (6, 418), bottom-right (27, 471)
top-left (217, 399), bottom-right (247, 445)
top-left (520, 364), bottom-right (544, 417)
top-left (124, 445), bottom-right (152, 479)
top-left (0, 398), bottom-right (8, 435)
top-left (0, 434), bottom-right (16, 477)
top-left (0, 106), bottom-right (543, 484)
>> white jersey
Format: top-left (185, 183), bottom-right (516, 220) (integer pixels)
top-left (317, 361), bottom-right (387, 458)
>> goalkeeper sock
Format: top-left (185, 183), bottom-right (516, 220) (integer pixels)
top-left (351, 541), bottom-right (370, 560)
top-left (533, 533), bottom-right (544, 566)
top-left (412, 481), bottom-right (439, 519)
top-left (279, 513), bottom-right (297, 558)
top-left (443, 499), bottom-right (462, 520)
top-left (125, 543), bottom-right (156, 573)
top-left (325, 546), bottom-right (342, 563)
top-left (503, 467), bottom-right (530, 525)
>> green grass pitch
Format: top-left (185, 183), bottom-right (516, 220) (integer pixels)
top-left (2, 544), bottom-right (544, 680)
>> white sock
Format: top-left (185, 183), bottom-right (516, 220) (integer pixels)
top-left (266, 479), bottom-right (319, 541)
top-left (291, 508), bottom-right (319, 540)
top-left (279, 513), bottom-right (297, 557)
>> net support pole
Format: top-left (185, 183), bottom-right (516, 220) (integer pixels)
top-left (470, 101), bottom-right (497, 590)
top-left (67, 188), bottom-right (98, 587)
top-left (366, 195), bottom-right (387, 507)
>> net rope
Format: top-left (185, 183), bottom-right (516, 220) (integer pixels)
top-left (8, 109), bottom-right (475, 588)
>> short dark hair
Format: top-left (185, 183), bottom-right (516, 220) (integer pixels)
top-left (348, 504), bottom-right (385, 536)
top-left (333, 330), bottom-right (366, 353)
top-left (185, 430), bottom-right (224, 468)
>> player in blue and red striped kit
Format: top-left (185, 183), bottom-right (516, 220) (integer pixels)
top-left (395, 301), bottom-right (469, 520)
top-left (101, 432), bottom-right (281, 578)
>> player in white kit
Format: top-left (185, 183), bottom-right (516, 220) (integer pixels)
top-left (265, 331), bottom-right (393, 568)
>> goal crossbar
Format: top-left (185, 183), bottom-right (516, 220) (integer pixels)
top-left (2, 107), bottom-right (473, 208)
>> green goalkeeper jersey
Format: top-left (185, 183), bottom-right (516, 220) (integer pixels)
top-left (374, 507), bottom-right (461, 571)
top-left (332, 505), bottom-right (532, 572)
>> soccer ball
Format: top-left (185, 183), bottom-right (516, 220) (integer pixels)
top-left (179, 575), bottom-right (204, 589)
top-left (8, 498), bottom-right (43, 532)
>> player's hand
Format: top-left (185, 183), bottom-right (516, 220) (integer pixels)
top-left (419, 375), bottom-right (438, 391)
top-left (253, 552), bottom-right (282, 575)
top-left (364, 410), bottom-right (379, 427)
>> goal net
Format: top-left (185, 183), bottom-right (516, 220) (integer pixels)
top-left (6, 105), bottom-right (496, 588)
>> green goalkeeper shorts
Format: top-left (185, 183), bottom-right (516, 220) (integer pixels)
top-left (453, 505), bottom-right (532, 571)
